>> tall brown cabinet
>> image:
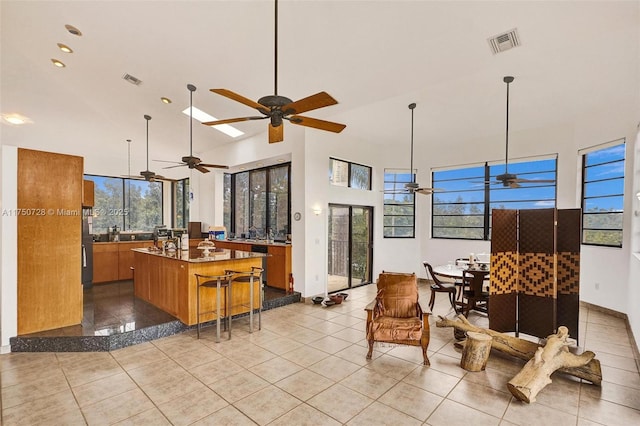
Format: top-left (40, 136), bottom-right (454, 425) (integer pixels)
top-left (17, 148), bottom-right (84, 334)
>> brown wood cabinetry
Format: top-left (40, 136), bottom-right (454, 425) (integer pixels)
top-left (93, 243), bottom-right (119, 283)
top-left (118, 242), bottom-right (149, 280)
top-left (209, 240), bottom-right (291, 290)
top-left (94, 241), bottom-right (151, 283)
top-left (82, 179), bottom-right (94, 207)
top-left (267, 244), bottom-right (292, 291)
top-left (17, 148), bottom-right (83, 334)
top-left (133, 250), bottom-right (261, 325)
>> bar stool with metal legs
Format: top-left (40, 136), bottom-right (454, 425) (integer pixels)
top-left (195, 272), bottom-right (234, 342)
top-left (225, 267), bottom-right (264, 333)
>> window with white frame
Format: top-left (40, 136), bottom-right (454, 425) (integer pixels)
top-left (581, 140), bottom-right (625, 247)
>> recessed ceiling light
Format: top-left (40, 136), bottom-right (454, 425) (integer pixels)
top-left (277, 159), bottom-right (285, 163)
top-left (51, 59), bottom-right (66, 67)
top-left (65, 24), bottom-right (82, 36)
top-left (2, 113), bottom-right (32, 125)
top-left (161, 97), bottom-right (172, 104)
top-left (256, 163), bottom-right (264, 167)
top-left (182, 106), bottom-right (244, 138)
top-left (57, 43), bottom-right (73, 53)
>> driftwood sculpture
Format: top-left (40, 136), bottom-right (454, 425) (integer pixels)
top-left (507, 326), bottom-right (595, 403)
top-left (436, 315), bottom-right (602, 385)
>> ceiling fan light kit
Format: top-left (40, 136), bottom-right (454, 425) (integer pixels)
top-left (202, 0), bottom-right (345, 143)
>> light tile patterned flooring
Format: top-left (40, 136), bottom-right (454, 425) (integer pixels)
top-left (2, 283), bottom-right (640, 425)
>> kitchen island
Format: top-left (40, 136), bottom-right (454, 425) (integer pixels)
top-left (132, 248), bottom-right (266, 325)
top-left (213, 240), bottom-right (292, 291)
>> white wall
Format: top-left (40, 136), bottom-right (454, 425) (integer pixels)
top-left (627, 126), bottom-right (640, 351)
top-left (1, 146), bottom-right (18, 350)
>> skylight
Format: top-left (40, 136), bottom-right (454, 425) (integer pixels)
top-left (182, 106), bottom-right (244, 138)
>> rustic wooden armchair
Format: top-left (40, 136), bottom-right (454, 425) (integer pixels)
top-left (364, 271), bottom-right (431, 365)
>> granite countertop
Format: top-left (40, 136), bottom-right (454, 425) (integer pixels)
top-left (223, 239), bottom-right (291, 247)
top-left (94, 240), bottom-right (154, 245)
top-left (131, 247), bottom-right (269, 263)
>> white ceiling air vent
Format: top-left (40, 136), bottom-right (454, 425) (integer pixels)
top-left (488, 28), bottom-right (521, 54)
top-left (122, 73), bottom-right (142, 86)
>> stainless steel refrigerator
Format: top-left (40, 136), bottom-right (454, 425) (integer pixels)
top-left (82, 208), bottom-right (93, 288)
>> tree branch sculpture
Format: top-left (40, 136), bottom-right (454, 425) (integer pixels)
top-left (436, 315), bottom-right (601, 386)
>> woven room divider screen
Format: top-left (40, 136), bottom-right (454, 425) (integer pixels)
top-left (489, 208), bottom-right (581, 340)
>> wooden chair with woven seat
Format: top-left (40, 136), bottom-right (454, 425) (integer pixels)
top-left (423, 262), bottom-right (457, 312)
top-left (364, 271), bottom-right (431, 365)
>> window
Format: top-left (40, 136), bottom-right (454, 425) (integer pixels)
top-left (224, 163), bottom-right (290, 240)
top-left (329, 158), bottom-right (372, 190)
top-left (223, 173), bottom-right (231, 232)
top-left (383, 169), bottom-right (415, 238)
top-left (87, 175), bottom-right (163, 233)
top-left (432, 157), bottom-right (557, 240)
top-left (173, 178), bottom-right (189, 229)
top-left (581, 140), bottom-right (625, 247)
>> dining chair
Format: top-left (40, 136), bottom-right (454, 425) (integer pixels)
top-left (458, 269), bottom-right (490, 317)
top-left (423, 262), bottom-right (457, 312)
top-left (454, 258), bottom-right (469, 299)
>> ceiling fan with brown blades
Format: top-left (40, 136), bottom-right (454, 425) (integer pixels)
top-left (202, 0), bottom-right (346, 143)
top-left (123, 115), bottom-right (176, 183)
top-left (385, 103), bottom-right (441, 196)
top-left (486, 76), bottom-right (555, 188)
top-left (155, 84), bottom-right (228, 174)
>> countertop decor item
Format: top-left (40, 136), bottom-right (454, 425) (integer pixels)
top-left (197, 240), bottom-right (215, 256)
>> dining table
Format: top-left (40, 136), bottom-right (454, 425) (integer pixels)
top-left (431, 261), bottom-right (491, 316)
top-left (432, 260), bottom-right (490, 280)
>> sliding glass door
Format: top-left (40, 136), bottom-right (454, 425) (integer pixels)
top-left (327, 204), bottom-right (373, 292)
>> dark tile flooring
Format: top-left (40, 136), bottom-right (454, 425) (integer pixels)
top-left (10, 281), bottom-right (298, 352)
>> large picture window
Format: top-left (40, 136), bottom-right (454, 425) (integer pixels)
top-left (581, 140), bottom-right (625, 247)
top-left (86, 175), bottom-right (163, 233)
top-left (432, 157), bottom-right (557, 240)
top-left (383, 169), bottom-right (415, 238)
top-left (224, 163), bottom-right (290, 240)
